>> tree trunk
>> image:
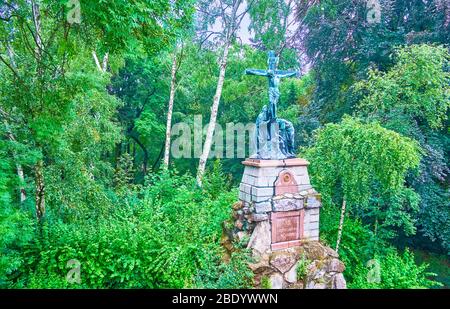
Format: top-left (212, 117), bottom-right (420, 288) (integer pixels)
top-left (335, 199), bottom-right (346, 254)
top-left (153, 142), bottom-right (166, 171)
top-left (163, 52), bottom-right (178, 168)
top-left (17, 164), bottom-right (26, 203)
top-left (4, 127), bottom-right (27, 203)
top-left (92, 51), bottom-right (109, 72)
top-left (31, 1), bottom-right (43, 57)
top-left (196, 0), bottom-right (244, 185)
top-left (6, 42), bottom-right (16, 68)
top-left (35, 160), bottom-right (45, 220)
top-left (132, 140), bottom-right (136, 165)
top-left (12, 141), bottom-right (27, 202)
top-left (92, 51), bottom-right (102, 71)
top-left (4, 32), bottom-right (26, 203)
top-left (374, 217), bottom-right (378, 236)
top-left (196, 42), bottom-right (230, 185)
top-left (32, 1), bottom-right (45, 218)
top-left (130, 134), bottom-right (148, 175)
top-left (102, 52), bottom-right (109, 72)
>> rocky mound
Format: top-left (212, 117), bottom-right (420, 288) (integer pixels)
top-left (222, 201), bottom-right (347, 289)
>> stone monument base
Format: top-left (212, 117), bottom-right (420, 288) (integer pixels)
top-left (222, 201), bottom-right (347, 289)
top-left (239, 158), bottom-right (321, 245)
top-left (221, 158), bottom-right (347, 289)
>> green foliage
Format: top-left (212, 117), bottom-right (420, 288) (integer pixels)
top-left (304, 114), bottom-right (442, 286)
top-left (194, 251), bottom-right (254, 289)
top-left (248, 0), bottom-right (295, 51)
top-left (320, 202), bottom-right (441, 288)
top-left (69, 0), bottom-right (195, 55)
top-left (350, 249), bottom-right (441, 289)
top-left (307, 116), bottom-right (420, 205)
top-left (300, 0), bottom-right (450, 254)
top-left (202, 160), bottom-right (232, 199)
top-left (1, 1), bottom-right (448, 290)
top-left (114, 153), bottom-right (137, 194)
top-left (355, 44), bottom-right (450, 252)
top-left (356, 44), bottom-right (450, 130)
top-left (306, 116), bottom-right (421, 239)
top-left (415, 181), bottom-right (450, 253)
top-left (301, 0), bottom-right (450, 124)
top-left (260, 275), bottom-right (271, 289)
top-left (413, 249), bottom-right (450, 288)
top-left (7, 170), bottom-right (251, 289)
top-left (0, 143), bottom-right (34, 288)
top-left (0, 205), bottom-right (34, 288)
top-left (319, 204), bottom-right (373, 283)
top-left (296, 255), bottom-right (309, 282)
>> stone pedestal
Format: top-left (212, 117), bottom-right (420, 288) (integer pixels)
top-left (221, 158), bottom-right (346, 289)
top-left (239, 158), bottom-right (322, 247)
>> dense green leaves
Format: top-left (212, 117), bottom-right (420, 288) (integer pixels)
top-left (306, 116), bottom-right (420, 215)
top-left (356, 44), bottom-right (450, 130)
top-left (353, 44), bottom-right (450, 252)
top-left (350, 249), bottom-right (441, 289)
top-left (7, 170), bottom-right (251, 288)
top-left (1, 1), bottom-right (448, 289)
top-left (299, 0), bottom-right (450, 123)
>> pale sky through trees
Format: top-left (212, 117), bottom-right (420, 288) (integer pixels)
top-left (209, 0), bottom-right (298, 45)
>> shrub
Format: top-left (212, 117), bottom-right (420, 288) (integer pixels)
top-left (11, 168), bottom-right (251, 288)
top-left (350, 249), bottom-right (442, 289)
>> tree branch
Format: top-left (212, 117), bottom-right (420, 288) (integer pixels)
top-left (0, 54), bottom-right (20, 80)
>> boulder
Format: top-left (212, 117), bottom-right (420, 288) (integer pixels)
top-left (325, 247), bottom-right (339, 258)
top-left (232, 201), bottom-right (243, 210)
top-left (247, 221), bottom-right (271, 256)
top-left (252, 213), bottom-right (269, 222)
top-left (269, 250), bottom-right (297, 273)
top-left (328, 258), bottom-right (345, 273)
top-left (269, 273), bottom-right (284, 289)
top-left (284, 262), bottom-right (298, 283)
top-left (333, 273), bottom-right (347, 289)
top-left (298, 241), bottom-right (328, 260)
top-left (234, 220), bottom-right (243, 230)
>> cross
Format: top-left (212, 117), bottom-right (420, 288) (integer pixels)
top-left (245, 50), bottom-right (298, 121)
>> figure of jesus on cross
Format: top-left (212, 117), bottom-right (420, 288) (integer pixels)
top-left (245, 51), bottom-right (299, 159)
top-left (245, 50), bottom-right (298, 122)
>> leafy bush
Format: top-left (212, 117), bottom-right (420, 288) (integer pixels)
top-left (319, 203), bottom-right (372, 283)
top-left (194, 251), bottom-right (254, 289)
top-left (350, 249), bottom-right (442, 289)
top-left (319, 201), bottom-right (441, 288)
top-left (296, 254), bottom-right (309, 282)
top-left (8, 168), bottom-right (251, 288)
top-left (0, 140), bottom-right (34, 288)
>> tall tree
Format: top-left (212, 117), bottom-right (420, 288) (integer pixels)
top-left (248, 0), bottom-right (296, 52)
top-left (195, 0), bottom-right (253, 185)
top-left (296, 0), bottom-right (450, 123)
top-left (163, 44), bottom-right (184, 168)
top-left (0, 0), bottom-right (195, 219)
top-left (292, 0), bottom-right (450, 253)
top-left (306, 116), bottom-right (421, 253)
top-left (355, 44), bottom-right (450, 252)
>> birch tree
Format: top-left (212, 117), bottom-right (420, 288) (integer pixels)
top-left (163, 44), bottom-right (184, 168)
top-left (335, 199), bottom-right (346, 253)
top-left (31, 0), bottom-right (46, 220)
top-left (305, 117), bottom-right (421, 254)
top-left (0, 0), bottom-right (195, 220)
top-left (195, 0), bottom-right (253, 185)
top-left (1, 21), bottom-right (26, 203)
